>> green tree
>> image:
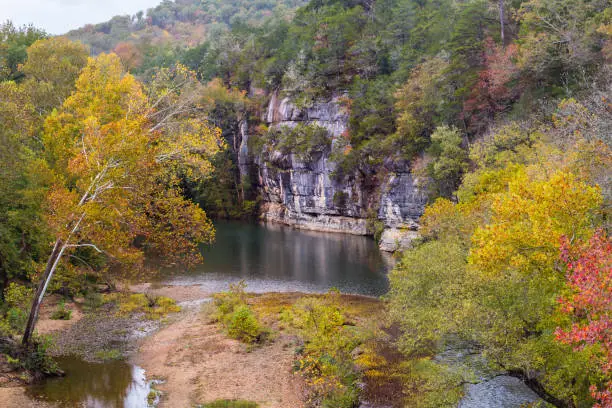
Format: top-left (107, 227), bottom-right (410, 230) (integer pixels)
top-left (0, 21), bottom-right (47, 82)
top-left (423, 126), bottom-right (469, 198)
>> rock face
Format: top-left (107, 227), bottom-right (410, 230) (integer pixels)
top-left (378, 228), bottom-right (421, 252)
top-left (249, 91), bottom-right (428, 248)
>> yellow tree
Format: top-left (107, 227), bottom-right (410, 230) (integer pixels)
top-left (22, 54), bottom-right (222, 345)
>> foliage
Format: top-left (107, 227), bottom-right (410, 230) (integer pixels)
top-left (93, 348), bottom-right (123, 361)
top-left (282, 292), bottom-right (365, 407)
top-left (213, 281), bottom-right (267, 344)
top-left (555, 231), bottom-right (612, 407)
top-left (365, 212), bottom-right (385, 244)
top-left (422, 126), bottom-right (469, 198)
top-left (262, 123), bottom-right (332, 160)
top-left (50, 299), bottom-right (72, 321)
top-left (0, 21), bottom-right (47, 81)
top-left (66, 0), bottom-right (306, 71)
top-left (103, 293), bottom-right (181, 320)
top-left (226, 305), bottom-right (265, 344)
top-left (390, 159), bottom-right (605, 405)
top-left (37, 53), bottom-right (220, 288)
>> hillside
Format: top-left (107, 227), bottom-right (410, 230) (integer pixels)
top-left (1, 0), bottom-right (611, 406)
top-left (65, 0), bottom-right (307, 71)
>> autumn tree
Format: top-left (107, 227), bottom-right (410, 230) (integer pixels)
top-left (517, 0), bottom-right (610, 84)
top-left (22, 54), bottom-right (222, 345)
top-left (0, 37), bottom-right (88, 302)
top-left (390, 166), bottom-right (604, 406)
top-left (113, 41), bottom-right (143, 71)
top-left (556, 231), bottom-right (612, 408)
top-left (393, 55), bottom-right (452, 160)
top-left (20, 37), bottom-right (89, 115)
top-left (462, 38), bottom-right (521, 134)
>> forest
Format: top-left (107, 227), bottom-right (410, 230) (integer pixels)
top-left (0, 0), bottom-right (611, 407)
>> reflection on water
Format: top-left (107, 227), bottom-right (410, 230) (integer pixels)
top-left (27, 356), bottom-right (151, 407)
top-left (162, 221), bottom-right (392, 296)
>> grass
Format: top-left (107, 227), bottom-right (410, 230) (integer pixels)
top-left (50, 298), bottom-right (72, 320)
top-left (198, 400), bottom-right (259, 408)
top-left (93, 348), bottom-right (123, 361)
top-left (102, 293), bottom-right (181, 320)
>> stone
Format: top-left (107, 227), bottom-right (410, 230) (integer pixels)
top-left (378, 228), bottom-right (420, 252)
top-left (249, 91), bottom-right (428, 236)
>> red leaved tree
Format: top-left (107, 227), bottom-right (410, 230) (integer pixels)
top-left (462, 37), bottom-right (521, 135)
top-left (556, 230), bottom-right (612, 407)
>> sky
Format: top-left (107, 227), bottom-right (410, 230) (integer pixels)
top-left (1, 0), bottom-right (163, 34)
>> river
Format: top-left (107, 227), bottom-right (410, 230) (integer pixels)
top-left (27, 221), bottom-right (541, 408)
top-left (159, 220), bottom-right (392, 296)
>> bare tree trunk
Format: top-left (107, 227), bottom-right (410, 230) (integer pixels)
top-left (499, 0), bottom-right (505, 46)
top-left (22, 239), bottom-right (63, 345)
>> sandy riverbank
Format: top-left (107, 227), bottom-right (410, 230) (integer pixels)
top-left (1, 285), bottom-right (398, 408)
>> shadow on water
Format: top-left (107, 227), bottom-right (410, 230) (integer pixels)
top-left (158, 220), bottom-right (393, 296)
top-left (26, 356), bottom-right (151, 408)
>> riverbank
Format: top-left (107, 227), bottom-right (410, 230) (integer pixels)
top-left (0, 285), bottom-right (403, 407)
top-left (134, 286), bottom-right (403, 407)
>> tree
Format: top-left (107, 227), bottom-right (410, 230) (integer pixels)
top-left (390, 166), bottom-right (604, 406)
top-left (556, 231), bottom-right (612, 408)
top-left (0, 21), bottom-right (47, 82)
top-left (517, 0), bottom-right (609, 84)
top-left (20, 37), bottom-right (89, 116)
top-left (393, 55), bottom-right (452, 160)
top-left (22, 54), bottom-right (222, 345)
top-left (462, 38), bottom-right (521, 134)
top-left (0, 81), bottom-right (49, 300)
top-left (423, 126), bottom-right (469, 198)
top-left (113, 42), bottom-right (143, 71)
top-left (0, 38), bottom-right (87, 303)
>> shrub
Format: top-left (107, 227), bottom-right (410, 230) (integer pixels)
top-left (6, 307), bottom-right (27, 331)
top-left (213, 281), bottom-right (267, 344)
top-left (104, 292), bottom-right (181, 320)
top-left (22, 335), bottom-right (59, 375)
top-left (365, 212), bottom-right (385, 243)
top-left (282, 293), bottom-right (364, 408)
top-left (4, 283), bottom-right (33, 309)
top-left (226, 306), bottom-right (263, 343)
top-left (50, 299), bottom-right (72, 320)
top-left (83, 291), bottom-right (104, 311)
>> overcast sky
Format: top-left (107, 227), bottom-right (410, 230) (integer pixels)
top-left (1, 0), bottom-right (163, 34)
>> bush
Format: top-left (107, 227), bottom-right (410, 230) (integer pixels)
top-left (365, 212), bottom-right (385, 243)
top-left (213, 281), bottom-right (267, 344)
top-left (6, 307), bottom-right (27, 331)
top-left (50, 299), bottom-right (72, 320)
top-left (226, 306), bottom-right (264, 343)
top-left (21, 336), bottom-right (59, 376)
top-left (282, 293), bottom-right (364, 408)
top-left (83, 291), bottom-right (104, 311)
top-left (104, 292), bottom-right (181, 320)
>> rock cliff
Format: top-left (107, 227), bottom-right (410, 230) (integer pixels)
top-left (244, 91), bottom-right (428, 250)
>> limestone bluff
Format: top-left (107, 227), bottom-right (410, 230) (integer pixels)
top-left (237, 90), bottom-right (428, 252)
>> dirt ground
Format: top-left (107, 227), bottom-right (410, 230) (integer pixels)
top-left (1, 286), bottom-right (395, 408)
top-left (135, 299), bottom-right (305, 408)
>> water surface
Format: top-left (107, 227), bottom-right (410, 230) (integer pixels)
top-left (27, 356), bottom-right (151, 407)
top-left (162, 221), bottom-right (392, 296)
